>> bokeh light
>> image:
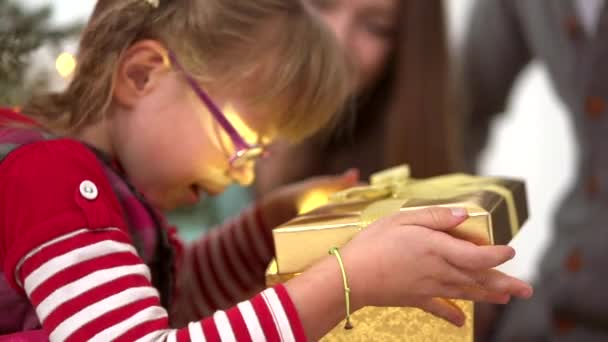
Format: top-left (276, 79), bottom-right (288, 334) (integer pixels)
top-left (55, 52), bottom-right (76, 78)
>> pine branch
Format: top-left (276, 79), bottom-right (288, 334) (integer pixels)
top-left (0, 0), bottom-right (83, 106)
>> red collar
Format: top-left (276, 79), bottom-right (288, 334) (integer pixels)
top-left (0, 108), bottom-right (39, 125)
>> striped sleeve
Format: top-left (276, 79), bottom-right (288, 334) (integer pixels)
top-left (172, 205), bottom-right (275, 323)
top-left (14, 226), bottom-right (306, 342)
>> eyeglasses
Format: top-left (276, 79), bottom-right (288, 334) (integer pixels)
top-left (167, 51), bottom-right (268, 170)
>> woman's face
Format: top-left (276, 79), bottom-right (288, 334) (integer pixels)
top-left (306, 0), bottom-right (399, 94)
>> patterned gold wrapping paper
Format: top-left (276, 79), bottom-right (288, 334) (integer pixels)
top-left (267, 166), bottom-right (529, 341)
top-left (266, 261), bottom-right (474, 342)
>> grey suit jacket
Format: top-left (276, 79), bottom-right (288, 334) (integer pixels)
top-left (464, 0), bottom-right (608, 340)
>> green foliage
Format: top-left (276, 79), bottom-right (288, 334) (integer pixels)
top-left (0, 0), bottom-right (82, 107)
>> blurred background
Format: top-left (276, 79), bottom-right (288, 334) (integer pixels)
top-left (1, 0), bottom-right (577, 282)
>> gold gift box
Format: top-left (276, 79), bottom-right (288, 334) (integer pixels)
top-left (266, 166), bottom-right (529, 341)
top-left (273, 166), bottom-right (528, 274)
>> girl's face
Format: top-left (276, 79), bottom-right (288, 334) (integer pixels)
top-left (306, 0), bottom-right (398, 94)
top-left (113, 70), bottom-right (274, 211)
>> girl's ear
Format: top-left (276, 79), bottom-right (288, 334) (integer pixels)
top-left (113, 40), bottom-right (170, 108)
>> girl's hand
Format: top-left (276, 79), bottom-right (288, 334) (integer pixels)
top-left (259, 169), bottom-right (360, 228)
top-left (341, 206), bottom-right (533, 326)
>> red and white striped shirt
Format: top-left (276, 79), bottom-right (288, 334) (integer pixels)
top-left (0, 139), bottom-right (306, 341)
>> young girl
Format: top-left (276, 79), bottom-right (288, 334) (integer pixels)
top-left (0, 0), bottom-right (532, 341)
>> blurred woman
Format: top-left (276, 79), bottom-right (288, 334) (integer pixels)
top-left (256, 0), bottom-right (461, 195)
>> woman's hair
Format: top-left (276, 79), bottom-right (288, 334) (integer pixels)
top-left (255, 0), bottom-right (462, 195)
top-left (24, 0), bottom-right (351, 141)
top-left (290, 0), bottom-right (461, 179)
top-left (374, 0), bottom-right (462, 177)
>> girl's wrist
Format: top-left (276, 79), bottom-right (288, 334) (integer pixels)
top-left (285, 254), bottom-right (358, 339)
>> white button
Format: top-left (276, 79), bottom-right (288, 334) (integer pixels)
top-left (79, 180), bottom-right (98, 200)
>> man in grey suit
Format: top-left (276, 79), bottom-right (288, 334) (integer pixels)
top-left (464, 0), bottom-right (608, 341)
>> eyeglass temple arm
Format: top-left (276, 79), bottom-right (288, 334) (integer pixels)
top-left (167, 51), bottom-right (250, 151)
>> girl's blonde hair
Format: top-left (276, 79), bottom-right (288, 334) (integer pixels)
top-left (24, 0), bottom-right (351, 141)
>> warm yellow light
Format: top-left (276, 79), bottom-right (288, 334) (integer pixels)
top-left (56, 52), bottom-right (76, 78)
top-left (298, 190), bottom-right (331, 214)
top-left (223, 104), bottom-right (260, 144)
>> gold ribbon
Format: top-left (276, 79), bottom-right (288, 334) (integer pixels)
top-left (331, 170), bottom-right (519, 239)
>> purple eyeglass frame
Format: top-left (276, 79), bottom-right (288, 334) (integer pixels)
top-left (167, 51), bottom-right (266, 168)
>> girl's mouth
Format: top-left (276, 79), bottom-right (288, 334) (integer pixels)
top-left (189, 184), bottom-right (201, 204)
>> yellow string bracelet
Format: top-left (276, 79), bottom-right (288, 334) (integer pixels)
top-left (328, 247), bottom-right (353, 330)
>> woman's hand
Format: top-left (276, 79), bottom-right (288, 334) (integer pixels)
top-left (341, 206), bottom-right (533, 326)
top-left (259, 169), bottom-right (360, 228)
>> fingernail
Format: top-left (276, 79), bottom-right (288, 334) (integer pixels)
top-left (344, 169), bottom-right (359, 182)
top-left (450, 208), bottom-right (468, 218)
top-left (519, 287), bottom-right (533, 298)
top-left (505, 247), bottom-right (516, 259)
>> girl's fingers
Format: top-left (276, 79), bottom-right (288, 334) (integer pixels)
top-left (417, 298), bottom-right (467, 327)
top-left (429, 259), bottom-right (479, 288)
top-left (470, 269), bottom-right (534, 299)
top-left (394, 206), bottom-right (469, 231)
top-left (435, 234), bottom-right (516, 270)
top-left (434, 283), bottom-right (512, 304)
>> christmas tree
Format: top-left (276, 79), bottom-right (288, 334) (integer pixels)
top-left (0, 0), bottom-right (82, 107)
